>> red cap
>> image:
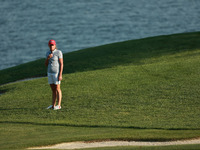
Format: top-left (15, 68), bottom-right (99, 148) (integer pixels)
top-left (48, 39), bottom-right (56, 45)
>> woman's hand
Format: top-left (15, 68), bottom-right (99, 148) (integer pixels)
top-left (58, 75), bottom-right (62, 81)
top-left (48, 54), bottom-right (53, 59)
top-left (45, 54), bottom-right (53, 67)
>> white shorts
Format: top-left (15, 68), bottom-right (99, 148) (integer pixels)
top-left (48, 73), bottom-right (61, 85)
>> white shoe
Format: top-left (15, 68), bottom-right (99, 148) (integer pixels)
top-left (54, 105), bottom-right (61, 110)
top-left (46, 105), bottom-right (53, 109)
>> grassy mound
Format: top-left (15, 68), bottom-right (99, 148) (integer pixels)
top-left (0, 32), bottom-right (200, 149)
top-left (1, 32), bottom-right (200, 85)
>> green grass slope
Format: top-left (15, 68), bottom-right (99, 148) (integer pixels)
top-left (1, 32), bottom-right (200, 85)
top-left (0, 32), bottom-right (200, 149)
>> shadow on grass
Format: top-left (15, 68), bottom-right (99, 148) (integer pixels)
top-left (0, 89), bottom-right (8, 95)
top-left (0, 108), bottom-right (33, 111)
top-left (0, 86), bottom-right (16, 95)
top-left (0, 121), bottom-right (199, 131)
top-left (1, 32), bottom-right (200, 85)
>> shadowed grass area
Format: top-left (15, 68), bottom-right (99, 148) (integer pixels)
top-left (1, 32), bottom-right (200, 85)
top-left (0, 32), bottom-right (200, 149)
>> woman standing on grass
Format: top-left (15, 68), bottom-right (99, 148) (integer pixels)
top-left (45, 39), bottom-right (63, 110)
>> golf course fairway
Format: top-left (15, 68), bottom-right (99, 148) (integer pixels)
top-left (0, 32), bottom-right (200, 149)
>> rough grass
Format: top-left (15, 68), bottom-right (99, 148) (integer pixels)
top-left (79, 144), bottom-right (200, 150)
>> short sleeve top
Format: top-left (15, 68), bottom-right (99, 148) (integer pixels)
top-left (46, 49), bottom-right (63, 73)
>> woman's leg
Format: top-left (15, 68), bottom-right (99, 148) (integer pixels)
top-left (50, 84), bottom-right (57, 107)
top-left (56, 84), bottom-right (62, 106)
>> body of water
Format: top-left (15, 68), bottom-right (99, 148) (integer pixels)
top-left (1, 0), bottom-right (200, 70)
